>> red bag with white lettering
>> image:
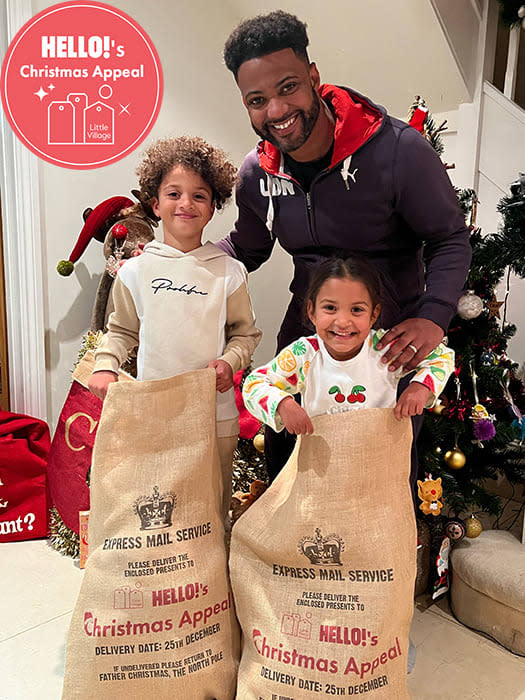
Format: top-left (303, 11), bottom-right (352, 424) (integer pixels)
top-left (0, 408), bottom-right (50, 542)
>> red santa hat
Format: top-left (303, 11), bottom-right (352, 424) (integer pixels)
top-left (57, 195), bottom-right (133, 276)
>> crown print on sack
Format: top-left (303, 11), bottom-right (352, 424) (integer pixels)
top-left (134, 485), bottom-right (176, 530)
top-left (298, 528), bottom-right (344, 566)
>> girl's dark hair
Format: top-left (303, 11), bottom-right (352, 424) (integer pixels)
top-left (224, 11), bottom-right (310, 79)
top-left (305, 256), bottom-right (383, 320)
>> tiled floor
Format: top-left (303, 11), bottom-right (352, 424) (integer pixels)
top-left (408, 596), bottom-right (525, 699)
top-left (1, 539), bottom-right (524, 699)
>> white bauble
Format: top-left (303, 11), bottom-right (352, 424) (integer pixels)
top-left (457, 290), bottom-right (483, 320)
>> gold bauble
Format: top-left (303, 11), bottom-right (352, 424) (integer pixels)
top-left (435, 446), bottom-right (442, 454)
top-left (253, 433), bottom-right (265, 453)
top-left (433, 401), bottom-right (445, 415)
top-left (465, 515), bottom-right (483, 538)
top-left (444, 447), bottom-right (466, 469)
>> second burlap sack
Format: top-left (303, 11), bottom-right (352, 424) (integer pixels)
top-left (230, 408), bottom-right (416, 700)
top-left (62, 369), bottom-right (239, 699)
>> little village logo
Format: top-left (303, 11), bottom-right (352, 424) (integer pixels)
top-left (134, 485), bottom-right (176, 530)
top-left (298, 528), bottom-right (344, 566)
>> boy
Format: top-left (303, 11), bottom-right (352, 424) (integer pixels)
top-left (89, 136), bottom-right (261, 513)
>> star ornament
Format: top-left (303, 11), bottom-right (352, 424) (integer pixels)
top-left (486, 294), bottom-right (504, 319)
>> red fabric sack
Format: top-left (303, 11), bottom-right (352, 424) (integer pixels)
top-left (47, 351), bottom-right (134, 534)
top-left (0, 408), bottom-right (50, 542)
top-left (47, 379), bottom-right (101, 534)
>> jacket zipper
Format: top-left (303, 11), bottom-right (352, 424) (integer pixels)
top-left (305, 191), bottom-right (319, 245)
top-left (267, 161), bottom-right (351, 247)
top-left (268, 169), bottom-right (320, 246)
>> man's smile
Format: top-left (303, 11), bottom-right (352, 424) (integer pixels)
top-left (270, 113), bottom-right (299, 131)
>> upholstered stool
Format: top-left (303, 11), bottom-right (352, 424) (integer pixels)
top-left (450, 530), bottom-right (525, 655)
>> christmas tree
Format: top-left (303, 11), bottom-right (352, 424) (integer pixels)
top-left (409, 99), bottom-right (525, 524)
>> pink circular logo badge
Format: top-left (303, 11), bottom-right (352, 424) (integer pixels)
top-left (1, 1), bottom-right (163, 169)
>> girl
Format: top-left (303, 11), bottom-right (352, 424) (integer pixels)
top-left (242, 256), bottom-right (454, 435)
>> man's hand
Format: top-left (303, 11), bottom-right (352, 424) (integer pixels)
top-left (88, 370), bottom-right (118, 402)
top-left (377, 318), bottom-right (444, 372)
top-left (277, 397), bottom-right (314, 435)
top-left (208, 359), bottom-right (234, 393)
top-left (394, 382), bottom-right (431, 420)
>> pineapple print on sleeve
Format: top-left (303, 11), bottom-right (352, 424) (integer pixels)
top-left (242, 337), bottom-right (316, 431)
top-left (411, 344), bottom-right (455, 406)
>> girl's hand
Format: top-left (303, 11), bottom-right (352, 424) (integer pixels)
top-left (208, 359), bottom-right (233, 393)
top-left (277, 397), bottom-right (314, 435)
top-left (394, 382), bottom-right (430, 420)
top-left (88, 370), bottom-right (118, 402)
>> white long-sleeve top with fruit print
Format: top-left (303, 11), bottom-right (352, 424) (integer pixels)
top-left (243, 329), bottom-right (455, 432)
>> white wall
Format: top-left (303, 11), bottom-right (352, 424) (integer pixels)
top-left (20, 0), bottom-right (479, 427)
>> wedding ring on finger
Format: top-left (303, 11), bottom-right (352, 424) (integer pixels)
top-left (407, 344), bottom-right (418, 354)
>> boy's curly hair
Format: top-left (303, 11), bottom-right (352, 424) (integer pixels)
top-left (136, 136), bottom-right (237, 211)
top-left (224, 11), bottom-right (309, 79)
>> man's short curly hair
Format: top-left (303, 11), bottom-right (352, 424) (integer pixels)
top-left (224, 11), bottom-right (310, 79)
top-left (136, 136), bottom-right (237, 210)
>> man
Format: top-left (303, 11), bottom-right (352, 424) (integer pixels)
top-left (218, 11), bottom-right (471, 484)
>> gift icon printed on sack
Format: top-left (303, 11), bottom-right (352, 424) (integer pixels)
top-left (113, 584), bottom-right (144, 610)
top-left (281, 612), bottom-right (312, 640)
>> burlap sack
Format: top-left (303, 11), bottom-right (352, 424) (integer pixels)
top-left (230, 408), bottom-right (415, 700)
top-left (63, 369), bottom-right (240, 699)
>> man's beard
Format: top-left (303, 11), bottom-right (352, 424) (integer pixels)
top-left (251, 89), bottom-right (321, 155)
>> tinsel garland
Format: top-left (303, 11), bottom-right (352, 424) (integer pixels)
top-left (74, 330), bottom-right (103, 367)
top-left (232, 436), bottom-right (269, 495)
top-left (231, 366), bottom-right (268, 495)
top-left (49, 507), bottom-right (80, 558)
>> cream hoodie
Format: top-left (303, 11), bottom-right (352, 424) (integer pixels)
top-left (94, 240), bottom-right (261, 435)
